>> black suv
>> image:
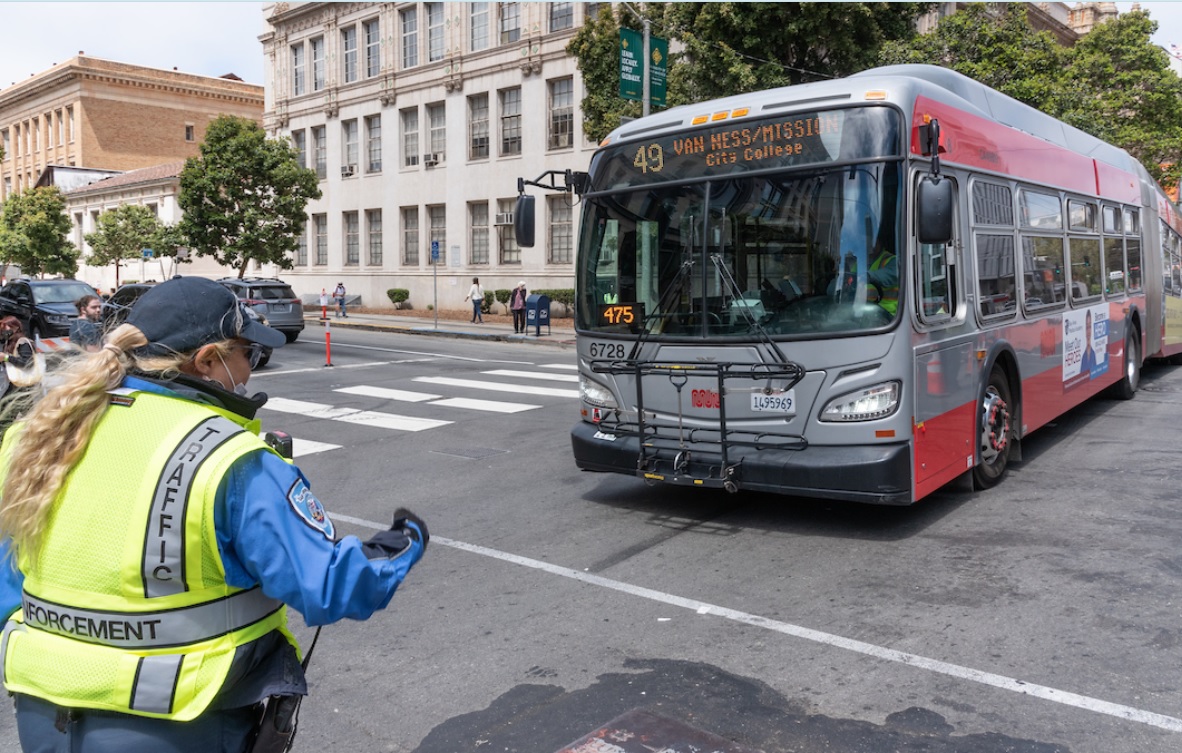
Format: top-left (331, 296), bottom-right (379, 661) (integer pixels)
top-left (0, 278), bottom-right (100, 338)
top-left (217, 277), bottom-right (304, 343)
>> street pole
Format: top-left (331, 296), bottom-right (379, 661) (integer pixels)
top-left (642, 17), bottom-right (651, 118)
top-left (432, 247), bottom-right (438, 330)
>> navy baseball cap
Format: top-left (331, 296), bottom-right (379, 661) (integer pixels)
top-left (127, 277), bottom-right (286, 356)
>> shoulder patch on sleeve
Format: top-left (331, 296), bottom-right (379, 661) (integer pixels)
top-left (286, 478), bottom-right (336, 540)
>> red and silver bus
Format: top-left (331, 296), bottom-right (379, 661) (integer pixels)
top-left (515, 64), bottom-right (1182, 505)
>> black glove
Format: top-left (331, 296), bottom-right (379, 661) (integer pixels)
top-left (392, 508), bottom-right (429, 548)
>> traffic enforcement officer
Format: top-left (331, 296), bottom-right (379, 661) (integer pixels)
top-left (0, 276), bottom-right (428, 752)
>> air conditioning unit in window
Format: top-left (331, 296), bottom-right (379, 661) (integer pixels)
top-left (341, 164), bottom-right (356, 178)
top-left (494, 212), bottom-right (514, 226)
top-left (423, 153), bottom-right (439, 167)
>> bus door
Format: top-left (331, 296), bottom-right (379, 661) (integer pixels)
top-left (911, 174), bottom-right (975, 498)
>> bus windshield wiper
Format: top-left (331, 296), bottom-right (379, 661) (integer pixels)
top-left (627, 257), bottom-right (693, 362)
top-left (709, 253), bottom-right (792, 366)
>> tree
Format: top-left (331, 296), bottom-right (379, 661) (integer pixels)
top-left (84, 204), bottom-right (164, 287)
top-left (179, 115), bottom-right (321, 278)
top-left (878, 5), bottom-right (1182, 185)
top-left (568, 3), bottom-right (929, 143)
top-left (0, 186), bottom-right (78, 278)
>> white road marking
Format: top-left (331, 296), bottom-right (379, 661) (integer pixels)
top-left (291, 438), bottom-right (342, 457)
top-left (540, 363), bottom-right (579, 370)
top-left (482, 369), bottom-right (579, 383)
top-left (256, 360), bottom-right (397, 376)
top-left (430, 397), bottom-right (540, 413)
top-left (327, 511), bottom-right (1182, 734)
top-left (263, 397), bottom-right (450, 431)
top-left (415, 376), bottom-right (579, 399)
top-left (336, 385), bottom-right (441, 402)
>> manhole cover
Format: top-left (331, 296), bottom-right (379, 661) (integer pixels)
top-left (555, 708), bottom-right (762, 753)
top-left (429, 447), bottom-right (510, 460)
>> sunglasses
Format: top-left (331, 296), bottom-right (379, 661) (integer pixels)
top-left (237, 342), bottom-right (265, 369)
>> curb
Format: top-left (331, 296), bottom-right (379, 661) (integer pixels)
top-left (302, 316), bottom-right (576, 348)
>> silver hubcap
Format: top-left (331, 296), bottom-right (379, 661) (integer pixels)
top-left (980, 387), bottom-right (1010, 466)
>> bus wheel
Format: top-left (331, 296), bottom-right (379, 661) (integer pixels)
top-left (973, 366), bottom-right (1013, 490)
top-left (1111, 329), bottom-right (1140, 400)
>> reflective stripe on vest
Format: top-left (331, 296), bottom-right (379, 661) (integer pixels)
top-left (130, 654), bottom-right (183, 714)
top-left (21, 586), bottom-right (281, 650)
top-left (143, 416), bottom-right (241, 598)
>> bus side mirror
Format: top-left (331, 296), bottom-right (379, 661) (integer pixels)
top-left (514, 194), bottom-right (535, 248)
top-left (917, 176), bottom-right (953, 245)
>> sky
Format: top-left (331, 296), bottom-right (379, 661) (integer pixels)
top-left (2, 2), bottom-right (1182, 92)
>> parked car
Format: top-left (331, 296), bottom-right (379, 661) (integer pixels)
top-left (102, 280), bottom-right (272, 369)
top-left (0, 278), bottom-right (100, 339)
top-left (217, 277), bottom-right (304, 343)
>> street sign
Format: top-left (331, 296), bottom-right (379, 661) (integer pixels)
top-left (431, 240), bottom-right (440, 262)
top-left (619, 28), bottom-right (643, 101)
top-left (141, 248), bottom-right (154, 259)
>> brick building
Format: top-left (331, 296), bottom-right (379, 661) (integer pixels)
top-left (0, 55), bottom-right (263, 202)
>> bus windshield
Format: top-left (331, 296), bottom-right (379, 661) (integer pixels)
top-left (577, 160), bottom-right (903, 339)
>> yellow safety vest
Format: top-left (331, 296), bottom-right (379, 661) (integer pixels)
top-left (0, 390), bottom-right (295, 720)
top-left (869, 252), bottom-right (899, 315)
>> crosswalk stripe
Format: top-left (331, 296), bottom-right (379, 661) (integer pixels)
top-left (335, 385), bottom-right (441, 402)
top-left (540, 363), bottom-right (578, 371)
top-left (430, 397), bottom-right (540, 413)
top-left (264, 397), bottom-right (451, 431)
top-left (414, 376), bottom-right (579, 399)
top-left (481, 369), bottom-right (579, 383)
top-left (292, 438), bottom-right (342, 458)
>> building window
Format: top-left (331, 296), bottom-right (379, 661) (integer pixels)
top-left (470, 202), bottom-right (489, 265)
top-left (67, 105), bottom-right (74, 143)
top-left (402, 207), bottom-right (420, 266)
top-left (401, 108), bottom-right (419, 167)
top-left (365, 115), bottom-right (382, 173)
top-left (367, 209), bottom-right (383, 266)
top-left (499, 198), bottom-right (520, 264)
top-left (295, 231), bottom-right (308, 266)
top-left (585, 3), bottom-right (603, 22)
top-left (291, 129), bottom-right (306, 168)
top-left (364, 18), bottom-right (381, 78)
top-left (342, 25), bottom-right (358, 83)
top-left (3, 129), bottom-right (10, 159)
top-left (548, 196), bottom-right (573, 264)
top-left (427, 3), bottom-right (445, 62)
top-left (549, 2), bottom-right (573, 31)
top-left (548, 78), bottom-right (573, 149)
top-left (341, 119), bottom-right (359, 174)
top-left (185, 124), bottom-right (195, 142)
top-left (500, 2), bottom-right (520, 44)
top-left (312, 126), bottom-right (327, 179)
top-left (468, 94), bottom-right (489, 160)
top-left (427, 102), bottom-right (446, 163)
top-left (344, 211), bottom-right (360, 265)
top-left (32, 118), bottom-right (39, 152)
top-left (499, 87), bottom-right (521, 156)
top-left (401, 8), bottom-right (418, 69)
top-left (428, 205), bottom-right (446, 265)
top-left (311, 36), bottom-right (326, 91)
top-left (470, 2), bottom-right (489, 51)
top-left (314, 214), bottom-right (328, 265)
top-left (56, 109), bottom-right (64, 146)
top-left (291, 43), bottom-right (306, 95)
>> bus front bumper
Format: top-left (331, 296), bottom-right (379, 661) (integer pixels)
top-left (571, 421), bottom-right (913, 505)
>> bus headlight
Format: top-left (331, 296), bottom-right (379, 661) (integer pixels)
top-left (820, 381), bottom-right (900, 422)
top-left (580, 376), bottom-right (617, 409)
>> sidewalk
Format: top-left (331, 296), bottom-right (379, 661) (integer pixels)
top-left (303, 310), bottom-right (577, 347)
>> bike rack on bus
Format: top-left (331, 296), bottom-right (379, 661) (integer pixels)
top-left (589, 358), bottom-right (807, 492)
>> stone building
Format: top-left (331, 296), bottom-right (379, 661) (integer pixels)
top-left (260, 2), bottom-right (600, 312)
top-left (0, 55), bottom-right (263, 202)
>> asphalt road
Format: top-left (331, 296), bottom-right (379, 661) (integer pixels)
top-left (2, 329), bottom-right (1180, 753)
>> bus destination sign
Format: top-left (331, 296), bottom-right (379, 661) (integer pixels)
top-left (591, 106), bottom-right (900, 190)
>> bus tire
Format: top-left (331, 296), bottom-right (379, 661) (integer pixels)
top-left (973, 366), bottom-right (1013, 490)
top-left (1111, 329), bottom-right (1140, 400)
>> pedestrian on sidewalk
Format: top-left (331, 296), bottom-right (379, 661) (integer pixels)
top-left (465, 277), bottom-right (484, 323)
top-left (334, 281), bottom-right (348, 318)
top-left (510, 280), bottom-right (528, 333)
top-left (0, 277), bottom-right (428, 752)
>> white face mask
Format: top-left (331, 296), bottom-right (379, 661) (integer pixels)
top-left (216, 352), bottom-right (249, 396)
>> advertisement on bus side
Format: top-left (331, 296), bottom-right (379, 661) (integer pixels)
top-left (1062, 305), bottom-right (1108, 388)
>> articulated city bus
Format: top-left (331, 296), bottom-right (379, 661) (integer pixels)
top-left (515, 64), bottom-right (1182, 505)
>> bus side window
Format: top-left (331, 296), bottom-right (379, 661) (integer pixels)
top-left (918, 240), bottom-right (954, 321)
